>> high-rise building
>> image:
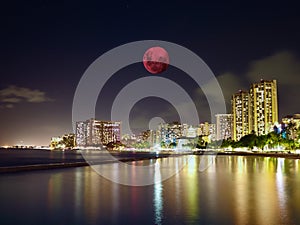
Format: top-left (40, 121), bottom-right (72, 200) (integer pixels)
top-left (98, 120), bottom-right (121, 145)
top-left (232, 90), bottom-right (250, 141)
top-left (75, 118), bottom-right (121, 147)
top-left (231, 79), bottom-right (278, 140)
top-left (215, 114), bottom-right (233, 140)
top-left (249, 79), bottom-right (278, 136)
top-left (75, 121), bottom-right (88, 146)
top-left (208, 123), bottom-right (216, 141)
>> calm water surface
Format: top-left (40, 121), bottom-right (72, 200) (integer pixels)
top-left (1, 155), bottom-right (300, 225)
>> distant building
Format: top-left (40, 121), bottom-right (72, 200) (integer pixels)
top-left (197, 122), bottom-right (216, 141)
top-left (122, 134), bottom-right (138, 148)
top-left (215, 114), bottom-right (233, 140)
top-left (282, 114), bottom-right (300, 127)
top-left (149, 130), bottom-right (161, 147)
top-left (50, 136), bottom-right (64, 149)
top-left (140, 130), bottom-right (151, 141)
top-left (50, 133), bottom-right (75, 149)
top-left (232, 90), bottom-right (250, 141)
top-left (183, 126), bottom-right (197, 138)
top-left (282, 114), bottom-right (300, 140)
top-left (75, 118), bottom-right (121, 147)
top-left (158, 122), bottom-right (184, 144)
top-left (197, 122), bottom-right (210, 136)
top-left (75, 121), bottom-right (87, 147)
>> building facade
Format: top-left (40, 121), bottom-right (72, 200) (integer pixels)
top-left (158, 122), bottom-right (184, 144)
top-left (75, 118), bottom-right (121, 147)
top-left (75, 121), bottom-right (88, 146)
top-left (197, 122), bottom-right (216, 141)
top-left (215, 114), bottom-right (233, 140)
top-left (249, 79), bottom-right (278, 136)
top-left (232, 90), bottom-right (250, 141)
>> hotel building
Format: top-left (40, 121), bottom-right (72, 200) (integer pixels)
top-left (75, 118), bottom-right (121, 147)
top-left (232, 79), bottom-right (278, 140)
top-left (232, 90), bottom-right (250, 141)
top-left (249, 79), bottom-right (278, 136)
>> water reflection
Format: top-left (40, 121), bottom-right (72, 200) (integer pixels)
top-left (185, 156), bottom-right (199, 221)
top-left (1, 155), bottom-right (300, 225)
top-left (47, 173), bottom-right (63, 210)
top-left (74, 168), bottom-right (83, 220)
top-left (153, 162), bottom-right (163, 225)
top-left (82, 151), bottom-right (191, 186)
top-left (276, 158), bottom-right (287, 221)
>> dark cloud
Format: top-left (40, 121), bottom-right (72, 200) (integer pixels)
top-left (208, 51), bottom-right (300, 118)
top-left (0, 85), bottom-right (53, 108)
top-left (246, 51), bottom-right (300, 117)
top-left (246, 51), bottom-right (300, 85)
top-left (126, 51), bottom-right (300, 133)
top-left (0, 104), bottom-right (14, 109)
top-left (199, 72), bottom-right (247, 114)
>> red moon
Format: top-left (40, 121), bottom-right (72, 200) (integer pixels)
top-left (143, 47), bottom-right (169, 74)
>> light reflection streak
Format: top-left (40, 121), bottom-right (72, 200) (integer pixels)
top-left (74, 168), bottom-right (83, 219)
top-left (185, 156), bottom-right (199, 220)
top-left (234, 156), bottom-right (250, 225)
top-left (153, 161), bottom-right (163, 225)
top-left (254, 158), bottom-right (279, 225)
top-left (84, 167), bottom-right (102, 224)
top-left (276, 158), bottom-right (289, 223)
top-left (237, 156), bottom-right (243, 173)
top-left (47, 173), bottom-right (62, 210)
top-left (111, 169), bottom-right (120, 225)
top-left (174, 159), bottom-right (181, 217)
top-left (204, 156), bottom-right (216, 216)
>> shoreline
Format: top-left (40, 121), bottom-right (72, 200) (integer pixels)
top-left (0, 153), bottom-right (173, 173)
top-left (193, 150), bottom-right (300, 159)
top-left (1, 150), bottom-right (300, 173)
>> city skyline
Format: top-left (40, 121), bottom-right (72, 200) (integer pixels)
top-left (0, 77), bottom-right (296, 147)
top-left (52, 78), bottom-right (282, 151)
top-left (1, 1), bottom-right (300, 145)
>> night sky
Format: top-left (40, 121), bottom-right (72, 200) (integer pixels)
top-left (1, 0), bottom-right (300, 145)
